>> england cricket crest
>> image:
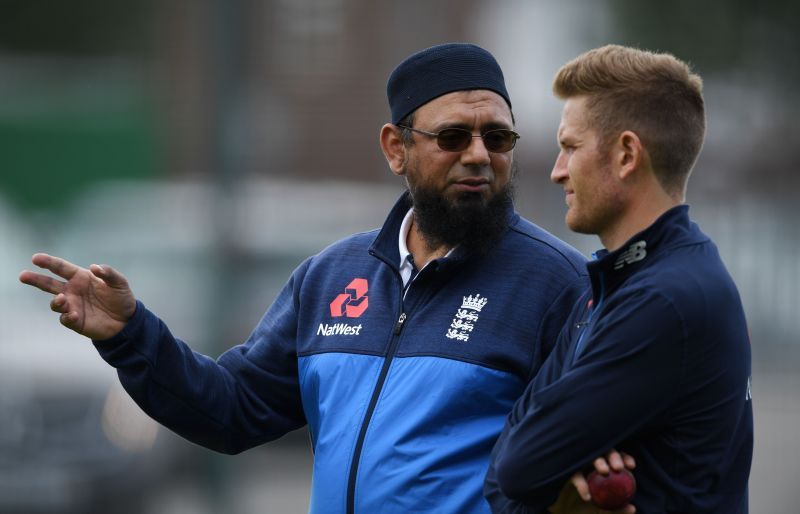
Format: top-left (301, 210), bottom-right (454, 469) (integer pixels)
top-left (446, 294), bottom-right (488, 342)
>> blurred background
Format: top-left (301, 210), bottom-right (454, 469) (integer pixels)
top-left (2, 0), bottom-right (798, 512)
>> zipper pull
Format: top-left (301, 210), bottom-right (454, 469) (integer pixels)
top-left (394, 312), bottom-right (407, 335)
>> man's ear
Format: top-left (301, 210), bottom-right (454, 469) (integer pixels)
top-left (615, 130), bottom-right (645, 181)
top-left (380, 123), bottom-right (408, 176)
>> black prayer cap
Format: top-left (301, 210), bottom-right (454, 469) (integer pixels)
top-left (387, 43), bottom-right (512, 125)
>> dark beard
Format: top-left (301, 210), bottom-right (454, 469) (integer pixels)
top-left (408, 181), bottom-right (514, 256)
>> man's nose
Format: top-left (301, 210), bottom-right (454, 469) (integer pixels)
top-left (460, 136), bottom-right (492, 167)
top-left (551, 151), bottom-right (568, 184)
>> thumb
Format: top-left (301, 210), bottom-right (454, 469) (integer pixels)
top-left (89, 264), bottom-right (129, 288)
top-left (570, 471), bottom-right (592, 502)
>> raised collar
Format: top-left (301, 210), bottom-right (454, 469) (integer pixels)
top-left (369, 192), bottom-right (413, 269)
top-left (586, 204), bottom-right (704, 298)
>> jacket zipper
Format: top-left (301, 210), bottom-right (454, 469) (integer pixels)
top-left (345, 310), bottom-right (407, 514)
top-left (572, 273), bottom-right (605, 363)
top-left (347, 253), bottom-right (408, 514)
top-left (393, 312), bottom-right (407, 334)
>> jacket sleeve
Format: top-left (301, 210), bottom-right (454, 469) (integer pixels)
top-left (92, 258), bottom-right (312, 455)
top-left (488, 288), bottom-right (686, 511)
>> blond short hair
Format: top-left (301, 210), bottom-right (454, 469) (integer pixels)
top-left (553, 45), bottom-right (705, 194)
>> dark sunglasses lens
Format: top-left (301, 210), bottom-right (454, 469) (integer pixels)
top-left (436, 129), bottom-right (472, 151)
top-left (483, 130), bottom-right (517, 152)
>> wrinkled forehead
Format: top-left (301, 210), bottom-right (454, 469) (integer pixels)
top-left (414, 89), bottom-right (514, 127)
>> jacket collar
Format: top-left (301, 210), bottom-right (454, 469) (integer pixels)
top-left (369, 192), bottom-right (412, 269)
top-left (586, 204), bottom-right (705, 299)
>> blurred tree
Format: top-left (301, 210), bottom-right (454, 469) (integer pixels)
top-left (0, 0), bottom-right (161, 211)
top-left (604, 0), bottom-right (800, 194)
top-left (607, 0), bottom-right (800, 86)
top-left (0, 0), bottom-right (154, 56)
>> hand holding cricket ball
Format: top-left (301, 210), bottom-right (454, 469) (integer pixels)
top-left (587, 468), bottom-right (636, 510)
top-left (564, 450), bottom-right (637, 513)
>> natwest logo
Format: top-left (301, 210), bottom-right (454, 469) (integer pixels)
top-left (330, 278), bottom-right (369, 318)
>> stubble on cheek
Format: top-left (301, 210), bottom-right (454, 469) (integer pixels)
top-left (565, 205), bottom-right (587, 234)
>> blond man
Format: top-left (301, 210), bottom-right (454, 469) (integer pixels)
top-left (485, 45), bottom-right (752, 514)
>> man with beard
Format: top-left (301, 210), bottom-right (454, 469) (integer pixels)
top-left (20, 43), bottom-right (587, 514)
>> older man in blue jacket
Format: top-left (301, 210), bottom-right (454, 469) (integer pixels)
top-left (21, 43), bottom-right (588, 514)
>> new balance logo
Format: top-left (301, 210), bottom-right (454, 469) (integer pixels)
top-left (330, 278), bottom-right (369, 318)
top-left (614, 241), bottom-right (647, 270)
top-left (446, 293), bottom-right (488, 342)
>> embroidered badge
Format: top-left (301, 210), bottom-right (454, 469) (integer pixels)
top-left (446, 294), bottom-right (488, 342)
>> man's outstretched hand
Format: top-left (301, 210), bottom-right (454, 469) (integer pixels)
top-left (19, 253), bottom-right (137, 340)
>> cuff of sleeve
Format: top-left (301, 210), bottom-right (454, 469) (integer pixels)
top-left (91, 300), bottom-right (148, 362)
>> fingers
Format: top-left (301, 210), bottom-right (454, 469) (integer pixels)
top-left (606, 451), bottom-right (625, 472)
top-left (50, 293), bottom-right (68, 313)
top-left (570, 471), bottom-right (592, 502)
top-left (593, 449), bottom-right (634, 474)
top-left (31, 253), bottom-right (81, 280)
top-left (59, 311), bottom-right (79, 329)
top-left (22, 254), bottom-right (127, 293)
top-left (89, 263), bottom-right (128, 288)
top-left (52, 294), bottom-right (82, 331)
top-left (593, 456), bottom-right (611, 475)
top-left (576, 453), bottom-right (638, 514)
top-left (622, 452), bottom-right (636, 470)
top-left (19, 270), bottom-right (66, 295)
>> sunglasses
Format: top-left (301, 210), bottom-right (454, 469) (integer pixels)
top-left (396, 125), bottom-right (520, 153)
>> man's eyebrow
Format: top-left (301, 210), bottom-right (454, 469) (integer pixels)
top-left (430, 121), bottom-right (471, 131)
top-left (558, 136), bottom-right (576, 149)
top-left (480, 121), bottom-right (513, 131)
top-left (430, 121), bottom-right (513, 132)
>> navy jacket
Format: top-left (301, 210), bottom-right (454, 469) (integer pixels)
top-left (93, 193), bottom-right (587, 514)
top-left (485, 205), bottom-right (753, 513)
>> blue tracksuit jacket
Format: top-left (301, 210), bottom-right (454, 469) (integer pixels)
top-left (93, 193), bottom-right (587, 514)
top-left (485, 205), bottom-right (753, 513)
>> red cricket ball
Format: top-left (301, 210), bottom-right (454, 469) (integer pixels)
top-left (587, 469), bottom-right (636, 510)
